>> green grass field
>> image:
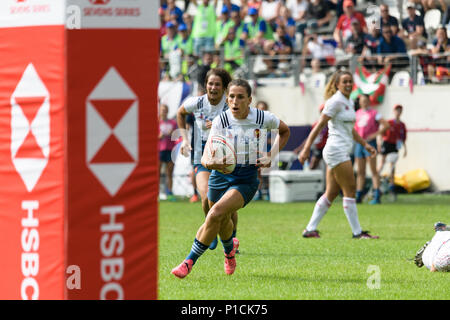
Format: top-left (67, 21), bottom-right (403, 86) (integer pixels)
top-left (158, 194), bottom-right (450, 300)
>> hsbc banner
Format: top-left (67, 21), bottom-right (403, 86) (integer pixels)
top-left (0, 0), bottom-right (159, 300)
top-left (66, 1), bottom-right (159, 300)
top-left (0, 0), bottom-right (66, 299)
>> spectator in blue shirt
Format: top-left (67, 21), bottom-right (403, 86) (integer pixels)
top-left (377, 26), bottom-right (409, 69)
top-left (401, 2), bottom-right (427, 49)
top-left (165, 0), bottom-right (184, 26)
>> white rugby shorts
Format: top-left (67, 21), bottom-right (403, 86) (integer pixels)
top-left (322, 144), bottom-right (351, 169)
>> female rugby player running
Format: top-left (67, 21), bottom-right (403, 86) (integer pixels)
top-left (177, 68), bottom-right (237, 250)
top-left (299, 70), bottom-right (379, 239)
top-left (172, 79), bottom-right (290, 278)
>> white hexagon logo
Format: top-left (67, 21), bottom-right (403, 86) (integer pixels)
top-left (86, 67), bottom-right (138, 196)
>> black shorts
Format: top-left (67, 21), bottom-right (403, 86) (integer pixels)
top-left (381, 142), bottom-right (397, 155)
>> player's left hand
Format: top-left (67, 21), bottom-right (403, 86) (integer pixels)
top-left (256, 152), bottom-right (271, 168)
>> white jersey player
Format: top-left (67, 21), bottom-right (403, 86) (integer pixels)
top-left (415, 223), bottom-right (450, 272)
top-left (298, 70), bottom-right (379, 239)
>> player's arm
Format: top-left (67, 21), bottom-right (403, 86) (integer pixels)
top-left (298, 113), bottom-right (330, 164)
top-left (176, 105), bottom-right (192, 156)
top-left (353, 127), bottom-right (376, 158)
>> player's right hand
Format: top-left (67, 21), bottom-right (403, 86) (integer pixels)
top-left (298, 148), bottom-right (310, 165)
top-left (180, 140), bottom-right (192, 157)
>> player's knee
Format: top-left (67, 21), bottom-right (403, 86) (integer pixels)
top-left (205, 207), bottom-right (226, 226)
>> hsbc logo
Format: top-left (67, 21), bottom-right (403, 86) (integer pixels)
top-left (89, 0), bottom-right (111, 4)
top-left (86, 67), bottom-right (138, 197)
top-left (10, 63), bottom-right (50, 192)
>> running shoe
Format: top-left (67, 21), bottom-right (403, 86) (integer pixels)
top-left (353, 230), bottom-right (379, 239)
top-left (224, 238), bottom-right (239, 275)
top-left (302, 229), bottom-right (320, 238)
top-left (171, 259), bottom-right (193, 279)
top-left (189, 194), bottom-right (199, 203)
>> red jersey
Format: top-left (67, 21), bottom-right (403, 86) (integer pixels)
top-left (336, 12), bottom-right (367, 39)
top-left (383, 119), bottom-right (407, 144)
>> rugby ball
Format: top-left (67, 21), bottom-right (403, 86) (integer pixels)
top-left (208, 135), bottom-right (236, 174)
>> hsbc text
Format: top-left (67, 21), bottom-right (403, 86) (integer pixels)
top-left (100, 205), bottom-right (125, 300)
top-left (21, 201), bottom-right (39, 300)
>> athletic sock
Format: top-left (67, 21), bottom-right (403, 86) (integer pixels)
top-left (343, 197), bottom-right (362, 236)
top-left (356, 190), bottom-right (363, 203)
top-left (186, 238), bottom-right (209, 264)
top-left (232, 229), bottom-right (236, 238)
top-left (220, 235), bottom-right (234, 255)
top-left (306, 195), bottom-right (331, 231)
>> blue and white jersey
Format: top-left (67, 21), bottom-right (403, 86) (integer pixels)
top-left (183, 94), bottom-right (228, 163)
top-left (208, 107), bottom-right (280, 186)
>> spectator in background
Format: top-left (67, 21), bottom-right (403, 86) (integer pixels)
top-left (223, 28), bottom-right (246, 74)
top-left (176, 23), bottom-right (194, 78)
top-left (183, 12), bottom-right (194, 34)
top-left (242, 7), bottom-right (275, 54)
top-left (401, 2), bottom-right (427, 49)
top-left (378, 104), bottom-right (407, 201)
top-left (297, 0), bottom-right (333, 35)
top-left (177, 23), bottom-right (194, 56)
top-left (191, 0), bottom-right (216, 57)
top-left (264, 24), bottom-right (293, 74)
top-left (222, 0), bottom-right (240, 13)
top-left (260, 0), bottom-right (282, 30)
top-left (379, 4), bottom-right (399, 35)
top-left (329, 0), bottom-right (356, 20)
top-left (302, 28), bottom-right (336, 70)
top-left (377, 26), bottom-right (408, 68)
top-left (161, 22), bottom-right (179, 59)
top-left (427, 26), bottom-right (450, 82)
top-left (229, 9), bottom-right (246, 40)
top-left (196, 50), bottom-right (214, 94)
top-left (333, 0), bottom-right (368, 49)
top-left (215, 6), bottom-right (232, 48)
top-left (407, 0), bottom-right (425, 17)
top-left (248, 0), bottom-right (262, 10)
top-left (286, 0), bottom-right (309, 25)
top-left (360, 25), bottom-right (381, 71)
top-left (354, 94), bottom-right (389, 204)
top-left (345, 20), bottom-right (370, 55)
top-left (159, 104), bottom-right (178, 201)
top-left (239, 0), bottom-right (249, 19)
top-left (165, 0), bottom-right (184, 26)
top-left (274, 4), bottom-right (297, 30)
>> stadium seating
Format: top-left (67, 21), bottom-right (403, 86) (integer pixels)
top-left (390, 70), bottom-right (411, 87)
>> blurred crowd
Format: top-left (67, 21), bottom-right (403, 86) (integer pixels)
top-left (159, 0), bottom-right (450, 84)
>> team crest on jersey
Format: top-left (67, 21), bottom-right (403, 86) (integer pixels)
top-left (254, 128), bottom-right (260, 139)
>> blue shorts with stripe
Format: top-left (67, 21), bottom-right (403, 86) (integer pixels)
top-left (207, 168), bottom-right (259, 207)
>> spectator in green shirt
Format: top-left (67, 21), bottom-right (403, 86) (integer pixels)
top-left (191, 0), bottom-right (217, 57)
top-left (242, 7), bottom-right (274, 54)
top-left (161, 22), bottom-right (180, 59)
